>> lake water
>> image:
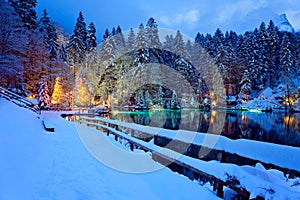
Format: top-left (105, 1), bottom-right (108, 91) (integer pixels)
top-left (110, 109), bottom-right (300, 148)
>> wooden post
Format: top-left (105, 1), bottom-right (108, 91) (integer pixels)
top-left (130, 143), bottom-right (134, 151)
top-left (213, 182), bottom-right (224, 198)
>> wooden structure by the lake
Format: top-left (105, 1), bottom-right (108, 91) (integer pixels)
top-left (75, 115), bottom-right (251, 199)
top-left (0, 86), bottom-right (40, 114)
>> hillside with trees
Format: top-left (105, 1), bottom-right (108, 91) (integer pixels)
top-left (1, 0), bottom-right (299, 110)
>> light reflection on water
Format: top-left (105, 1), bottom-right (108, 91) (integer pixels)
top-left (110, 109), bottom-right (300, 148)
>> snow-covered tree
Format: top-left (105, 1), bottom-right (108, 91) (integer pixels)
top-left (74, 77), bottom-right (90, 107)
top-left (163, 34), bottom-right (175, 52)
top-left (51, 77), bottom-right (64, 105)
top-left (144, 90), bottom-right (152, 108)
top-left (37, 77), bottom-right (51, 109)
top-left (126, 28), bottom-right (136, 52)
top-left (154, 86), bottom-right (164, 107)
top-left (185, 40), bottom-right (193, 61)
top-left (267, 20), bottom-right (280, 87)
top-left (257, 22), bottom-right (269, 88)
top-left (8, 0), bottom-right (38, 30)
top-left (174, 31), bottom-right (188, 58)
top-left (136, 90), bottom-right (145, 107)
top-left (134, 24), bottom-right (147, 50)
top-left (82, 48), bottom-right (100, 102)
top-left (39, 9), bottom-right (59, 60)
top-left (240, 69), bottom-right (252, 95)
top-left (103, 28), bottom-right (110, 41)
top-left (280, 34), bottom-right (296, 110)
top-left (66, 11), bottom-right (87, 77)
top-left (0, 1), bottom-right (26, 92)
top-left (97, 35), bottom-right (118, 101)
top-left (145, 17), bottom-right (161, 49)
top-left (23, 31), bottom-right (49, 95)
top-left (114, 25), bottom-right (126, 55)
top-left (86, 22), bottom-right (97, 53)
top-left (295, 33), bottom-right (300, 78)
top-left (170, 90), bottom-right (180, 109)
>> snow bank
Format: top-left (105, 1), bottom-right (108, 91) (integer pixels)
top-left (237, 87), bottom-right (282, 111)
top-left (0, 98), bottom-right (219, 200)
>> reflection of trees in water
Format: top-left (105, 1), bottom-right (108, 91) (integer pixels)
top-left (238, 112), bottom-right (300, 147)
top-left (113, 110), bottom-right (300, 147)
top-left (221, 113), bottom-right (243, 139)
top-left (129, 112), bottom-right (151, 126)
top-left (163, 110), bottom-right (181, 130)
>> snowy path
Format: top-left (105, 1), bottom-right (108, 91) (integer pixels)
top-left (0, 98), bottom-right (218, 200)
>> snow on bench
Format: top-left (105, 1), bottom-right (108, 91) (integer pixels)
top-left (42, 117), bottom-right (55, 132)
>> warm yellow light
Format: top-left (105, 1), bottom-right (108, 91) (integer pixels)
top-left (28, 95), bottom-right (35, 100)
top-left (74, 78), bottom-right (90, 106)
top-left (211, 110), bottom-right (217, 117)
top-left (212, 100), bottom-right (217, 106)
top-left (51, 77), bottom-right (64, 105)
top-left (242, 115), bottom-right (247, 121)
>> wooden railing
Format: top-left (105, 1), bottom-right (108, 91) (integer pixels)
top-left (73, 115), bottom-right (251, 199)
top-left (0, 86), bottom-right (40, 114)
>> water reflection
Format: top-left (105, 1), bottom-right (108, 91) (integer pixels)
top-left (111, 109), bottom-right (300, 148)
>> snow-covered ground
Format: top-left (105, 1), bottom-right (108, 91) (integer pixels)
top-left (1, 97), bottom-right (300, 199)
top-left (0, 98), bottom-right (218, 200)
top-left (78, 115), bottom-right (300, 199)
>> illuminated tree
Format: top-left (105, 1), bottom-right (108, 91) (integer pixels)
top-left (51, 77), bottom-right (64, 105)
top-left (37, 77), bottom-right (50, 109)
top-left (74, 77), bottom-right (90, 107)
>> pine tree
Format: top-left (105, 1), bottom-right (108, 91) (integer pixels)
top-left (163, 34), bottom-right (175, 52)
top-left (134, 24), bottom-right (147, 50)
top-left (39, 9), bottom-right (59, 59)
top-left (74, 77), bottom-right (90, 107)
top-left (267, 20), bottom-right (280, 87)
top-left (111, 27), bottom-right (116, 36)
top-left (170, 90), bottom-right (180, 109)
top-left (23, 31), bottom-right (49, 95)
top-left (86, 22), bottom-right (97, 53)
top-left (136, 90), bottom-right (145, 107)
top-left (155, 86), bottom-right (164, 107)
top-left (66, 11), bottom-right (87, 77)
top-left (173, 31), bottom-right (188, 58)
top-left (126, 28), bottom-right (136, 52)
top-left (296, 33), bottom-right (300, 78)
top-left (185, 40), bottom-right (193, 61)
top-left (37, 77), bottom-right (51, 109)
top-left (82, 48), bottom-right (100, 102)
top-left (240, 69), bottom-right (252, 95)
top-left (280, 34), bottom-right (296, 110)
top-left (103, 28), bottom-right (110, 41)
top-left (97, 35), bottom-right (117, 101)
top-left (0, 1), bottom-right (26, 92)
top-left (8, 0), bottom-right (38, 30)
top-left (211, 28), bottom-right (224, 57)
top-left (257, 22), bottom-right (269, 88)
top-left (51, 77), bottom-right (64, 105)
top-left (134, 24), bottom-right (150, 66)
top-left (144, 90), bottom-right (152, 108)
top-left (145, 17), bottom-right (161, 49)
top-left (114, 25), bottom-right (126, 55)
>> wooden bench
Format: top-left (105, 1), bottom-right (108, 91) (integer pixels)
top-left (42, 118), bottom-right (55, 132)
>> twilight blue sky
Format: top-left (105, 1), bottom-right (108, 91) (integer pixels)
top-left (37, 0), bottom-right (300, 40)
